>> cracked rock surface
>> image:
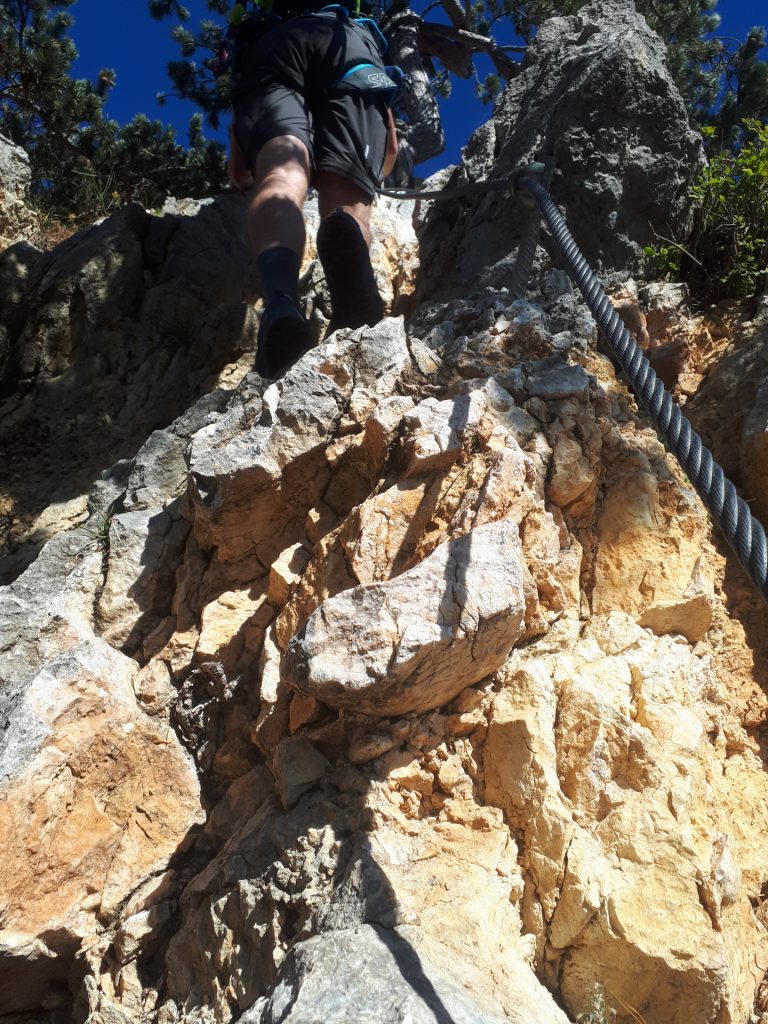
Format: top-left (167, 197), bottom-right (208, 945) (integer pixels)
top-left (284, 518), bottom-right (527, 715)
top-left (416, 0), bottom-right (704, 302)
top-left (3, 6), bottom-right (768, 1024)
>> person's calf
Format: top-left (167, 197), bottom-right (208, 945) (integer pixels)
top-left (316, 171), bottom-right (373, 246)
top-left (246, 137), bottom-right (314, 377)
top-left (247, 135), bottom-right (312, 258)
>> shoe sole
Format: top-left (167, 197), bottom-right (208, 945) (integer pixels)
top-left (317, 211), bottom-right (384, 331)
top-left (257, 312), bottom-right (312, 379)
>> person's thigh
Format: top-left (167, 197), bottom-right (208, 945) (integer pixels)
top-left (233, 83), bottom-right (314, 173)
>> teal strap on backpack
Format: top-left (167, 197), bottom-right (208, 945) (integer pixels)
top-left (328, 62), bottom-right (403, 103)
top-left (316, 6), bottom-right (388, 56)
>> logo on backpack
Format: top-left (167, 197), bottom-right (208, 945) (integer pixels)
top-left (366, 71), bottom-right (391, 89)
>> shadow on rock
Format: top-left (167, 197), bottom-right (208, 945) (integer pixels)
top-left (0, 195), bottom-right (258, 585)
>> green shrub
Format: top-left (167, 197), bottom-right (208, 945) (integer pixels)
top-left (647, 120), bottom-right (768, 301)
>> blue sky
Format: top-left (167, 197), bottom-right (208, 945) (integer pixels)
top-left (70, 0), bottom-right (768, 177)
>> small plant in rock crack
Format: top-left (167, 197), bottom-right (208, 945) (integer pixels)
top-left (72, 490), bottom-right (131, 560)
top-left (577, 989), bottom-right (616, 1024)
top-left (92, 511), bottom-right (114, 550)
top-left (577, 988), bottom-right (648, 1024)
top-left (77, 501), bottom-right (120, 555)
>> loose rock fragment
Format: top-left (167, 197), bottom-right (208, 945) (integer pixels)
top-left (272, 737), bottom-right (331, 808)
top-left (284, 519), bottom-right (527, 715)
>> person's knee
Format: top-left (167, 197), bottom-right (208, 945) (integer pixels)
top-left (253, 135), bottom-right (311, 201)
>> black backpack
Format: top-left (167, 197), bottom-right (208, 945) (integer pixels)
top-left (212, 0), bottom-right (365, 77)
top-left (248, 0), bottom-right (362, 18)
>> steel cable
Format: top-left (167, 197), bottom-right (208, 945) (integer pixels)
top-left (520, 175), bottom-right (768, 605)
top-left (376, 163), bottom-right (546, 203)
top-left (376, 171), bottom-right (519, 202)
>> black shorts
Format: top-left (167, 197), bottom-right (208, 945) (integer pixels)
top-left (232, 12), bottom-right (390, 199)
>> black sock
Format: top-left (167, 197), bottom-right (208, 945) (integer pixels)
top-left (257, 246), bottom-right (301, 307)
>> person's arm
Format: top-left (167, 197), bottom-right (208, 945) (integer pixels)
top-left (228, 122), bottom-right (254, 191)
top-left (381, 108), bottom-right (398, 179)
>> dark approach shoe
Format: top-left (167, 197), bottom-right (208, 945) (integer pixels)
top-left (256, 293), bottom-right (312, 379)
top-left (316, 209), bottom-right (384, 336)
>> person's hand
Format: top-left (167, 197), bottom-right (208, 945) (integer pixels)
top-left (228, 124), bottom-right (254, 191)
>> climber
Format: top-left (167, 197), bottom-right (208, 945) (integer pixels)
top-left (224, 0), bottom-right (400, 378)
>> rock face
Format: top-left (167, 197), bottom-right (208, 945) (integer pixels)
top-left (2, 8), bottom-right (768, 1024)
top-left (0, 530), bottom-right (203, 1018)
top-left (0, 134), bottom-right (39, 252)
top-left (681, 297), bottom-right (768, 527)
top-left (417, 0), bottom-right (704, 300)
top-left (243, 925), bottom-right (548, 1024)
top-left (0, 193), bottom-right (417, 584)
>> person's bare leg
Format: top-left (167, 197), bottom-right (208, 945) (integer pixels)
top-left (246, 135), bottom-right (313, 377)
top-left (316, 171), bottom-right (372, 244)
top-left (247, 134), bottom-right (312, 259)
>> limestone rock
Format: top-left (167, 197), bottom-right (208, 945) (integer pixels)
top-left (162, 756), bottom-right (563, 1024)
top-left (526, 360), bottom-right (590, 402)
top-left (0, 529), bottom-right (202, 1018)
top-left (133, 658), bottom-right (175, 716)
top-left (591, 434), bottom-right (715, 638)
top-left (418, 0), bottom-right (704, 300)
top-left (548, 434), bottom-right (595, 507)
top-left (289, 693), bottom-right (322, 733)
top-left (96, 392), bottom-right (236, 655)
top-left (402, 378), bottom-right (537, 475)
top-left (284, 519), bottom-right (527, 715)
top-left (98, 504), bottom-right (191, 652)
top-left (187, 319), bottom-right (411, 568)
top-left (0, 134), bottom-right (39, 252)
top-left (272, 737), bottom-right (331, 808)
top-left (741, 378), bottom-right (768, 526)
top-left (6, 272), bottom-right (767, 1024)
top-left (485, 614), bottom-right (768, 1024)
top-left (242, 924), bottom-right (563, 1024)
top-left (348, 732), bottom-right (395, 764)
top-left (0, 196), bottom-right (257, 583)
top-left (639, 280), bottom-right (691, 344)
top-left (680, 302), bottom-right (768, 529)
top-left (268, 542), bottom-right (312, 607)
top-left (274, 375), bottom-right (555, 659)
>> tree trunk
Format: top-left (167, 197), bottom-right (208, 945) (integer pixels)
top-left (385, 9), bottom-right (446, 173)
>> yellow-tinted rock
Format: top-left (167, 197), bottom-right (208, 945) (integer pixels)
top-left (0, 640), bottom-right (202, 1014)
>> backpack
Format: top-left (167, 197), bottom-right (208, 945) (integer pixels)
top-left (212, 0), bottom-right (365, 78)
top-left (243, 0), bottom-right (362, 19)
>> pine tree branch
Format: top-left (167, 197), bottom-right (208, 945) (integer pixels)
top-left (420, 21), bottom-right (523, 80)
top-left (439, 0), bottom-right (467, 30)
